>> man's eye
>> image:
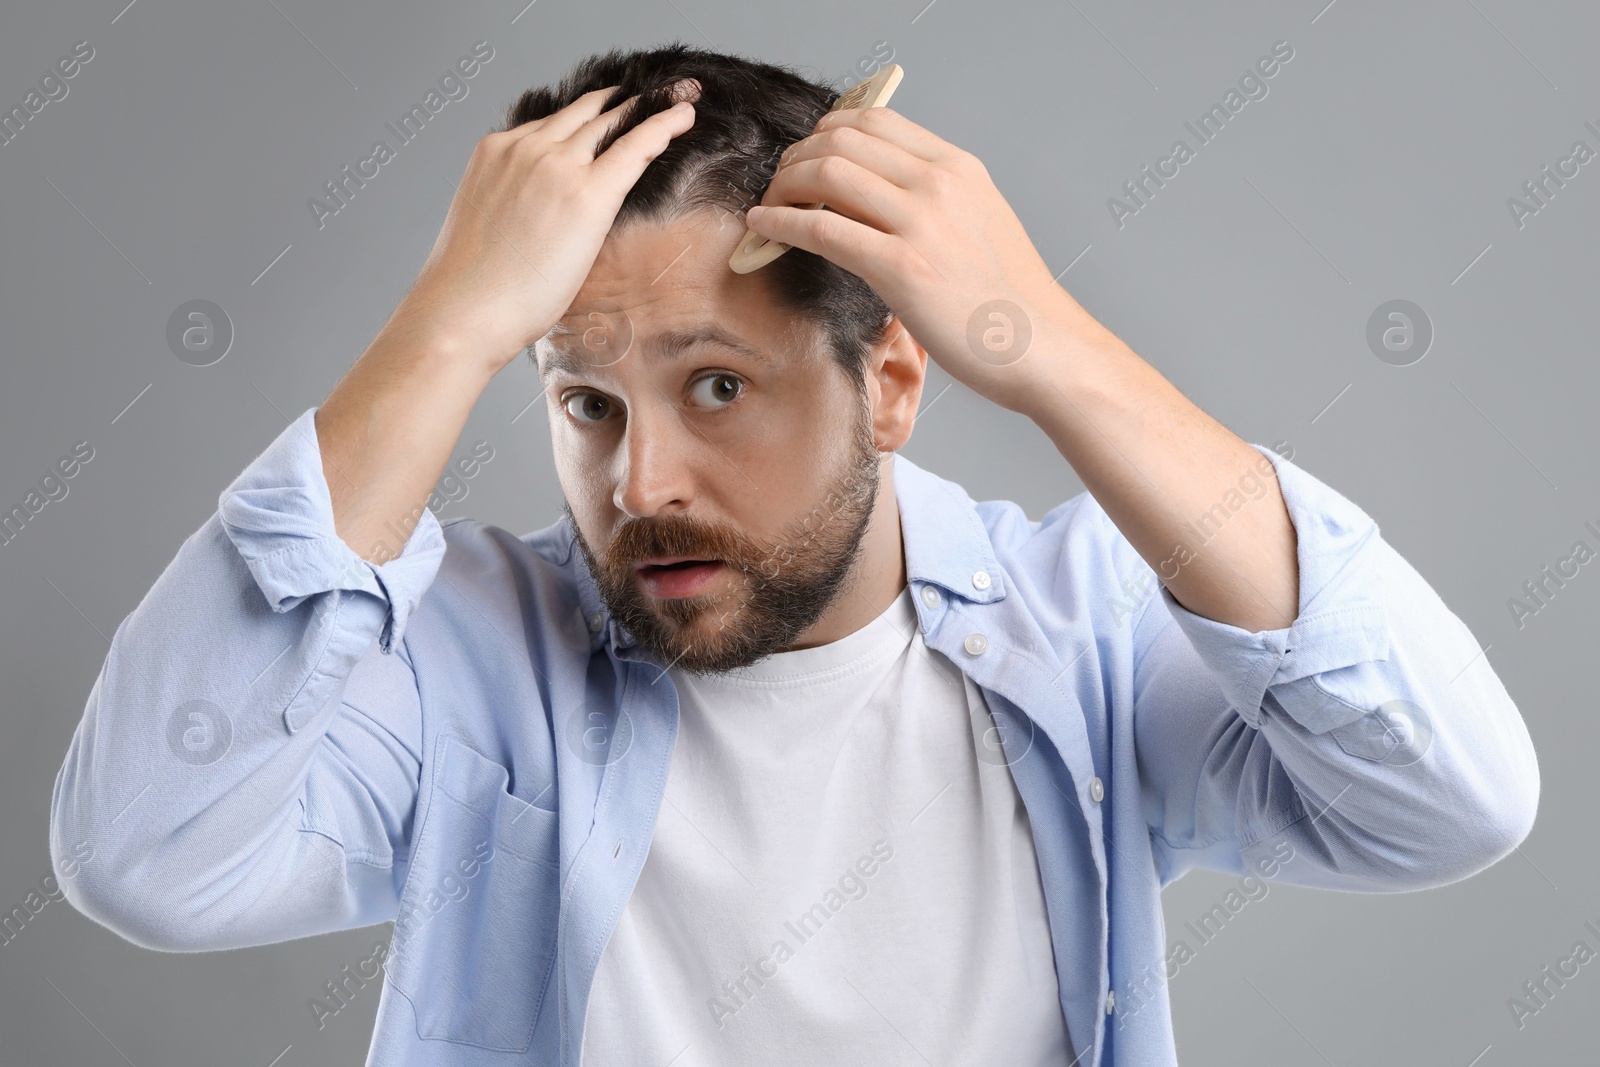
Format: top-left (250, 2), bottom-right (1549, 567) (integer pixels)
top-left (563, 393), bottom-right (613, 423)
top-left (689, 373), bottom-right (744, 408)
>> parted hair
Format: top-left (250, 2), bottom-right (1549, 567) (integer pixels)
top-left (499, 41), bottom-right (894, 388)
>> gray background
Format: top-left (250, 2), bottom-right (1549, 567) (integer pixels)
top-left (2, 0), bottom-right (1595, 1063)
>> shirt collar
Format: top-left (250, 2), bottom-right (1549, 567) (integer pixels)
top-left (564, 450), bottom-right (1008, 654)
top-left (891, 450), bottom-right (1008, 609)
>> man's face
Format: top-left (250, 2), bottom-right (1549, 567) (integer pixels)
top-left (537, 210), bottom-right (885, 676)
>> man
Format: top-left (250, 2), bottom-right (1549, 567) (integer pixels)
top-left (50, 43), bottom-right (1538, 1067)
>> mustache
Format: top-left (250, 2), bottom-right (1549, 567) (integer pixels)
top-left (604, 513), bottom-right (754, 569)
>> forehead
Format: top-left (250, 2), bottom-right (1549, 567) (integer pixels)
top-left (540, 320), bottom-right (772, 380)
top-left (537, 211), bottom-right (809, 377)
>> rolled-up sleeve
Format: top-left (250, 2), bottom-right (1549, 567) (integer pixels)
top-left (218, 406), bottom-right (444, 655)
top-left (1130, 443), bottom-right (1539, 892)
top-left (51, 406), bottom-right (447, 951)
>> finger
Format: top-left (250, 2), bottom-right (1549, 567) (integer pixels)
top-left (668, 77), bottom-right (702, 105)
top-left (505, 84), bottom-right (624, 145)
top-left (760, 155), bottom-right (911, 237)
top-left (569, 90), bottom-right (647, 150)
top-left (773, 121), bottom-right (926, 191)
top-left (585, 98), bottom-right (698, 191)
top-left (811, 106), bottom-right (957, 165)
top-left (743, 202), bottom-right (901, 280)
top-left (570, 76), bottom-right (701, 150)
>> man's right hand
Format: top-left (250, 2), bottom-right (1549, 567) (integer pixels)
top-left (400, 80), bottom-right (701, 371)
top-left (314, 79), bottom-right (701, 563)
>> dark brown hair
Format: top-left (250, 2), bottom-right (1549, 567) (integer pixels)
top-left (498, 41), bottom-right (894, 390)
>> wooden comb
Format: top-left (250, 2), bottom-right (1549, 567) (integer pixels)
top-left (727, 63), bottom-right (905, 275)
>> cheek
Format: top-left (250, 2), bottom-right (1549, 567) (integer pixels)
top-left (566, 463), bottom-right (608, 521)
top-left (745, 462), bottom-right (840, 542)
top-left (745, 394), bottom-right (844, 471)
top-left (549, 440), bottom-right (610, 518)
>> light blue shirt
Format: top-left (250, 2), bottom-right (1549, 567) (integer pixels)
top-left (51, 406), bottom-right (1539, 1066)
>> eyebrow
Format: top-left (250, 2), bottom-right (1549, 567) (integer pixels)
top-left (538, 323), bottom-right (770, 380)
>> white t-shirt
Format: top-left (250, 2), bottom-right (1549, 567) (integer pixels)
top-left (580, 584), bottom-right (1071, 1066)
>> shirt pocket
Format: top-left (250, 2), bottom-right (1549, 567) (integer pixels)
top-left (385, 734), bottom-right (561, 1052)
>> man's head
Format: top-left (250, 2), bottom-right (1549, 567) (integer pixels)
top-left (500, 44), bottom-right (926, 675)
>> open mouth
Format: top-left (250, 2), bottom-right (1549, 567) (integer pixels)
top-left (634, 558), bottom-right (725, 598)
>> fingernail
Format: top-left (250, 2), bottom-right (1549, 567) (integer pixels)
top-left (671, 100), bottom-right (692, 110)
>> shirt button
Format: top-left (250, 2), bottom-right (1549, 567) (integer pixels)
top-left (587, 612), bottom-right (604, 632)
top-left (972, 569), bottom-right (991, 590)
top-left (920, 585), bottom-right (941, 608)
top-left (1106, 990), bottom-right (1116, 1014)
top-left (964, 633), bottom-right (988, 655)
top-left (1089, 776), bottom-right (1104, 803)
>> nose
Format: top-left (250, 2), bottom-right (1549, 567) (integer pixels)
top-left (612, 399), bottom-right (695, 518)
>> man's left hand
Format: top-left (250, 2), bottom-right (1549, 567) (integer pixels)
top-left (740, 105), bottom-right (1117, 416)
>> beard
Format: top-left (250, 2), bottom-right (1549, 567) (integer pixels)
top-left (566, 389), bottom-right (883, 676)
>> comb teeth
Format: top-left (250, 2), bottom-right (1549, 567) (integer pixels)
top-left (833, 82), bottom-right (872, 110)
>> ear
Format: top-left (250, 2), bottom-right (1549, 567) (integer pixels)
top-left (868, 314), bottom-right (927, 452)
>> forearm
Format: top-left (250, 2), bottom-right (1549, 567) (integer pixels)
top-left (1016, 297), bottom-right (1298, 632)
top-left (317, 303), bottom-right (500, 564)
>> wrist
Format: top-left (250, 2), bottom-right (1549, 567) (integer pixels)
top-left (1005, 319), bottom-right (1125, 423)
top-left (380, 304), bottom-right (517, 388)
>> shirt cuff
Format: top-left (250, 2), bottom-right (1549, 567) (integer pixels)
top-left (1155, 443), bottom-right (1391, 732)
top-left (217, 406), bottom-right (447, 653)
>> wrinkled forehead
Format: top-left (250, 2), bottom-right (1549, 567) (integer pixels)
top-left (536, 217), bottom-right (819, 379)
top-left (538, 315), bottom-right (781, 381)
